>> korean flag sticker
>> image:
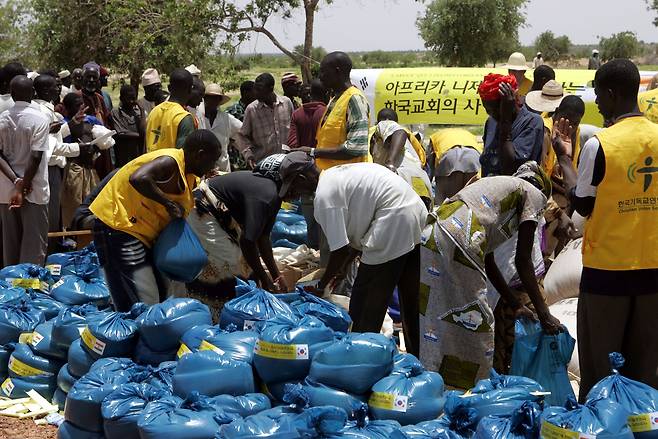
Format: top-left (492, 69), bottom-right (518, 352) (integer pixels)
top-left (295, 344), bottom-right (309, 360)
top-left (243, 320), bottom-right (257, 331)
top-left (392, 395), bottom-right (409, 413)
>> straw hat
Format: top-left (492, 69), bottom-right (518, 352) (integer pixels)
top-left (205, 83), bottom-right (231, 106)
top-left (525, 80), bottom-right (565, 113)
top-left (506, 52), bottom-right (529, 71)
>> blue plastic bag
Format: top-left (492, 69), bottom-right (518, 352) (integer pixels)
top-left (474, 401), bottom-right (541, 439)
top-left (57, 364), bottom-right (77, 394)
top-left (25, 290), bottom-right (67, 320)
top-left (136, 298), bottom-right (212, 352)
top-left (31, 320), bottom-right (68, 360)
top-left (58, 421), bottom-right (105, 439)
top-left (216, 411), bottom-right (302, 438)
top-left (133, 337), bottom-right (178, 366)
top-left (1, 376), bottom-right (56, 400)
top-left (130, 361), bottom-right (177, 392)
top-left (0, 263), bottom-right (52, 291)
top-left (271, 221), bottom-right (308, 246)
top-left (8, 341), bottom-right (63, 383)
top-left (67, 338), bottom-right (97, 378)
top-left (173, 350), bottom-right (255, 398)
top-left (276, 211), bottom-right (305, 226)
top-left (0, 301), bottom-right (46, 344)
top-left (0, 344), bottom-right (13, 379)
top-left (308, 332), bottom-right (397, 394)
top-left (52, 304), bottom-right (106, 351)
top-left (272, 239), bottom-right (300, 249)
top-left (81, 312), bottom-right (138, 359)
top-left (207, 393), bottom-right (272, 418)
top-left (178, 324), bottom-right (259, 364)
top-left (153, 218), bottom-right (208, 283)
top-left (289, 289), bottom-right (352, 333)
top-left (219, 284), bottom-right (297, 331)
top-left (65, 358), bottom-right (139, 432)
top-left (390, 419), bottom-right (465, 438)
top-left (293, 379), bottom-right (368, 419)
top-left (138, 393), bottom-right (240, 439)
top-left (0, 287), bottom-right (25, 305)
top-left (586, 353), bottom-right (658, 439)
top-left (540, 397), bottom-right (634, 439)
top-left (471, 370), bottom-right (544, 394)
top-left (50, 274), bottom-right (110, 307)
top-left (254, 316), bottom-right (334, 384)
top-left (324, 405), bottom-right (402, 439)
top-left (369, 353), bottom-right (446, 425)
top-left (48, 249), bottom-right (101, 282)
top-left (53, 387), bottom-right (67, 408)
top-left (102, 382), bottom-right (171, 439)
top-left (510, 318), bottom-right (576, 407)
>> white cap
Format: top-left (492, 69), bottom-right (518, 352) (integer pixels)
top-left (58, 70), bottom-right (71, 79)
top-left (141, 68), bottom-right (161, 86)
top-left (27, 71), bottom-right (39, 80)
top-left (185, 64), bottom-right (201, 76)
top-left (506, 52), bottom-right (528, 71)
top-left (592, 49), bottom-right (599, 54)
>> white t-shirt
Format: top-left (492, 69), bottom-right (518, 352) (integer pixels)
top-left (314, 163), bottom-right (429, 265)
top-left (0, 101), bottom-right (51, 205)
top-left (575, 136), bottom-right (601, 198)
top-left (0, 94), bottom-right (14, 114)
top-left (204, 111), bottom-right (242, 172)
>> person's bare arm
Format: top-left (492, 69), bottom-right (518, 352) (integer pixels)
top-left (383, 130), bottom-right (408, 171)
top-left (258, 233), bottom-right (282, 288)
top-left (240, 235), bottom-right (275, 291)
top-left (129, 155), bottom-right (183, 219)
top-left (498, 82), bottom-right (519, 176)
top-left (553, 117), bottom-right (578, 193)
top-left (317, 245), bottom-right (355, 291)
top-left (515, 220), bottom-right (561, 334)
top-left (485, 252), bottom-right (534, 320)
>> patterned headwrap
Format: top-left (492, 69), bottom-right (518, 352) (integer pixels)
top-left (252, 153), bottom-right (286, 183)
top-left (477, 73), bottom-right (518, 101)
top-left (514, 161), bottom-right (552, 199)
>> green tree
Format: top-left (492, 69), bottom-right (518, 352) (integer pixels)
top-left (599, 31), bottom-right (640, 61)
top-left (0, 0), bottom-right (33, 66)
top-left (647, 0), bottom-right (658, 26)
top-left (534, 31), bottom-right (571, 64)
top-left (213, 0), bottom-right (334, 82)
top-left (417, 0), bottom-right (528, 67)
top-left (291, 45), bottom-right (326, 78)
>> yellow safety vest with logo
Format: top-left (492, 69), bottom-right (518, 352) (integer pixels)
top-left (638, 88), bottom-right (658, 124)
top-left (518, 77), bottom-right (533, 97)
top-left (429, 128), bottom-right (481, 160)
top-left (583, 116), bottom-right (658, 270)
top-left (542, 116), bottom-right (581, 178)
top-left (316, 86), bottom-right (369, 171)
top-left (145, 102), bottom-right (191, 152)
top-left (90, 149), bottom-right (196, 247)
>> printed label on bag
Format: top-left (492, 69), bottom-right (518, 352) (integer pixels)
top-left (46, 264), bottom-right (61, 276)
top-left (40, 281), bottom-right (50, 292)
top-left (51, 279), bottom-right (65, 290)
top-left (254, 340), bottom-right (309, 360)
top-left (243, 320), bottom-right (257, 331)
top-left (8, 356), bottom-right (47, 377)
top-left (18, 332), bottom-right (32, 344)
top-left (8, 278), bottom-right (41, 289)
top-left (628, 412), bottom-right (658, 432)
top-left (30, 331), bottom-right (44, 347)
top-left (540, 421), bottom-right (596, 439)
top-left (369, 392), bottom-right (409, 412)
top-left (177, 343), bottom-right (192, 358)
top-left (81, 326), bottom-right (106, 356)
top-left (1, 378), bottom-right (14, 396)
top-left (199, 340), bottom-right (226, 356)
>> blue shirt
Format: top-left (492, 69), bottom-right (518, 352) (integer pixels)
top-left (480, 106), bottom-right (544, 176)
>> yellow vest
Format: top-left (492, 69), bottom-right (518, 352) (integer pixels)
top-left (429, 128), bottom-right (481, 160)
top-left (145, 102), bottom-right (191, 152)
top-left (583, 116), bottom-right (658, 270)
top-left (90, 149), bottom-right (196, 246)
top-left (542, 116), bottom-right (581, 178)
top-left (518, 77), bottom-right (533, 97)
top-left (403, 128), bottom-right (426, 166)
top-left (316, 86), bottom-right (369, 171)
top-left (638, 88), bottom-right (658, 124)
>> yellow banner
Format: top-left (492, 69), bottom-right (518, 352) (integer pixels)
top-left (373, 67), bottom-right (603, 126)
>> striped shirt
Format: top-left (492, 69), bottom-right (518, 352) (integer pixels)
top-left (237, 94), bottom-right (293, 163)
top-left (321, 92), bottom-right (370, 156)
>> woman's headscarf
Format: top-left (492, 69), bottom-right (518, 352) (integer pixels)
top-left (513, 161), bottom-right (552, 199)
top-left (477, 73), bottom-right (518, 101)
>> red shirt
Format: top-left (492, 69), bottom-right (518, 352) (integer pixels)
top-left (287, 101), bottom-right (327, 148)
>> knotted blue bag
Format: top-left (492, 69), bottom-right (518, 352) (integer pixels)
top-left (586, 353), bottom-right (658, 439)
top-left (178, 324), bottom-right (259, 364)
top-left (153, 218), bottom-right (208, 283)
top-left (510, 317), bottom-right (575, 407)
top-left (474, 401), bottom-right (542, 439)
top-left (324, 404), bottom-right (402, 439)
top-left (50, 270), bottom-right (110, 307)
top-left (216, 411), bottom-right (302, 438)
top-left (102, 382), bottom-right (171, 439)
top-left (173, 350), bottom-right (255, 398)
top-left (0, 301), bottom-right (45, 344)
top-left (0, 287), bottom-right (25, 305)
top-left (80, 311), bottom-right (139, 359)
top-left (52, 304), bottom-right (106, 351)
top-left (57, 363), bottom-right (77, 394)
top-left (25, 290), bottom-right (66, 320)
top-left (58, 421), bottom-right (105, 439)
top-left (0, 263), bottom-right (52, 291)
top-left (390, 419), bottom-right (465, 439)
top-left (219, 283), bottom-right (297, 331)
top-left (276, 211), bottom-right (305, 225)
top-left (67, 338), bottom-right (97, 378)
top-left (369, 353), bottom-right (446, 425)
top-left (270, 221), bottom-right (307, 246)
top-left (30, 320), bottom-right (68, 360)
top-left (289, 288), bottom-right (352, 333)
top-left (291, 379), bottom-right (368, 419)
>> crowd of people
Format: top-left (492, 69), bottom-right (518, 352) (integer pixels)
top-left (0, 48), bottom-right (657, 401)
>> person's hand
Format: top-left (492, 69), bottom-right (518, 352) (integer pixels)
top-left (261, 277), bottom-right (277, 293)
top-left (499, 82), bottom-right (517, 126)
top-left (514, 305), bottom-right (536, 321)
top-left (537, 310), bottom-right (562, 335)
top-left (165, 200), bottom-right (185, 220)
top-left (246, 157), bottom-right (257, 170)
top-left (9, 179), bottom-right (23, 209)
top-left (274, 275), bottom-right (289, 293)
top-left (303, 283), bottom-right (324, 297)
top-left (552, 117), bottom-right (574, 158)
top-left (49, 121), bottom-right (62, 134)
top-left (557, 212), bottom-right (580, 240)
top-left (72, 105), bottom-right (89, 124)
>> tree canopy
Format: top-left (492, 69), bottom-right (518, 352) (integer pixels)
top-left (600, 31), bottom-right (641, 61)
top-left (534, 31), bottom-right (571, 64)
top-left (416, 0), bottom-right (528, 67)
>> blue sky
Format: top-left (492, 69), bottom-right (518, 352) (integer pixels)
top-left (237, 0), bottom-right (657, 53)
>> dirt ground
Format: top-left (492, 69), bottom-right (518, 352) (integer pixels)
top-left (0, 417), bottom-right (57, 439)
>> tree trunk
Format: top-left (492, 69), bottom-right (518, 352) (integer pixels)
top-left (301, 1), bottom-right (316, 82)
top-left (130, 68), bottom-right (141, 90)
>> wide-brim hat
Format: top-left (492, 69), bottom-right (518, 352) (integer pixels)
top-left (205, 83), bottom-right (231, 106)
top-left (505, 52), bottom-right (529, 71)
top-left (525, 80), bottom-right (565, 113)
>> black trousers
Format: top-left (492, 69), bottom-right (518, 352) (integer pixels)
top-left (349, 245), bottom-right (420, 357)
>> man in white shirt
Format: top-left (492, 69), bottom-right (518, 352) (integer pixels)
top-left (0, 76), bottom-right (51, 265)
top-left (58, 70), bottom-right (71, 102)
top-left (303, 162), bottom-right (428, 357)
top-left (203, 83), bottom-right (242, 172)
